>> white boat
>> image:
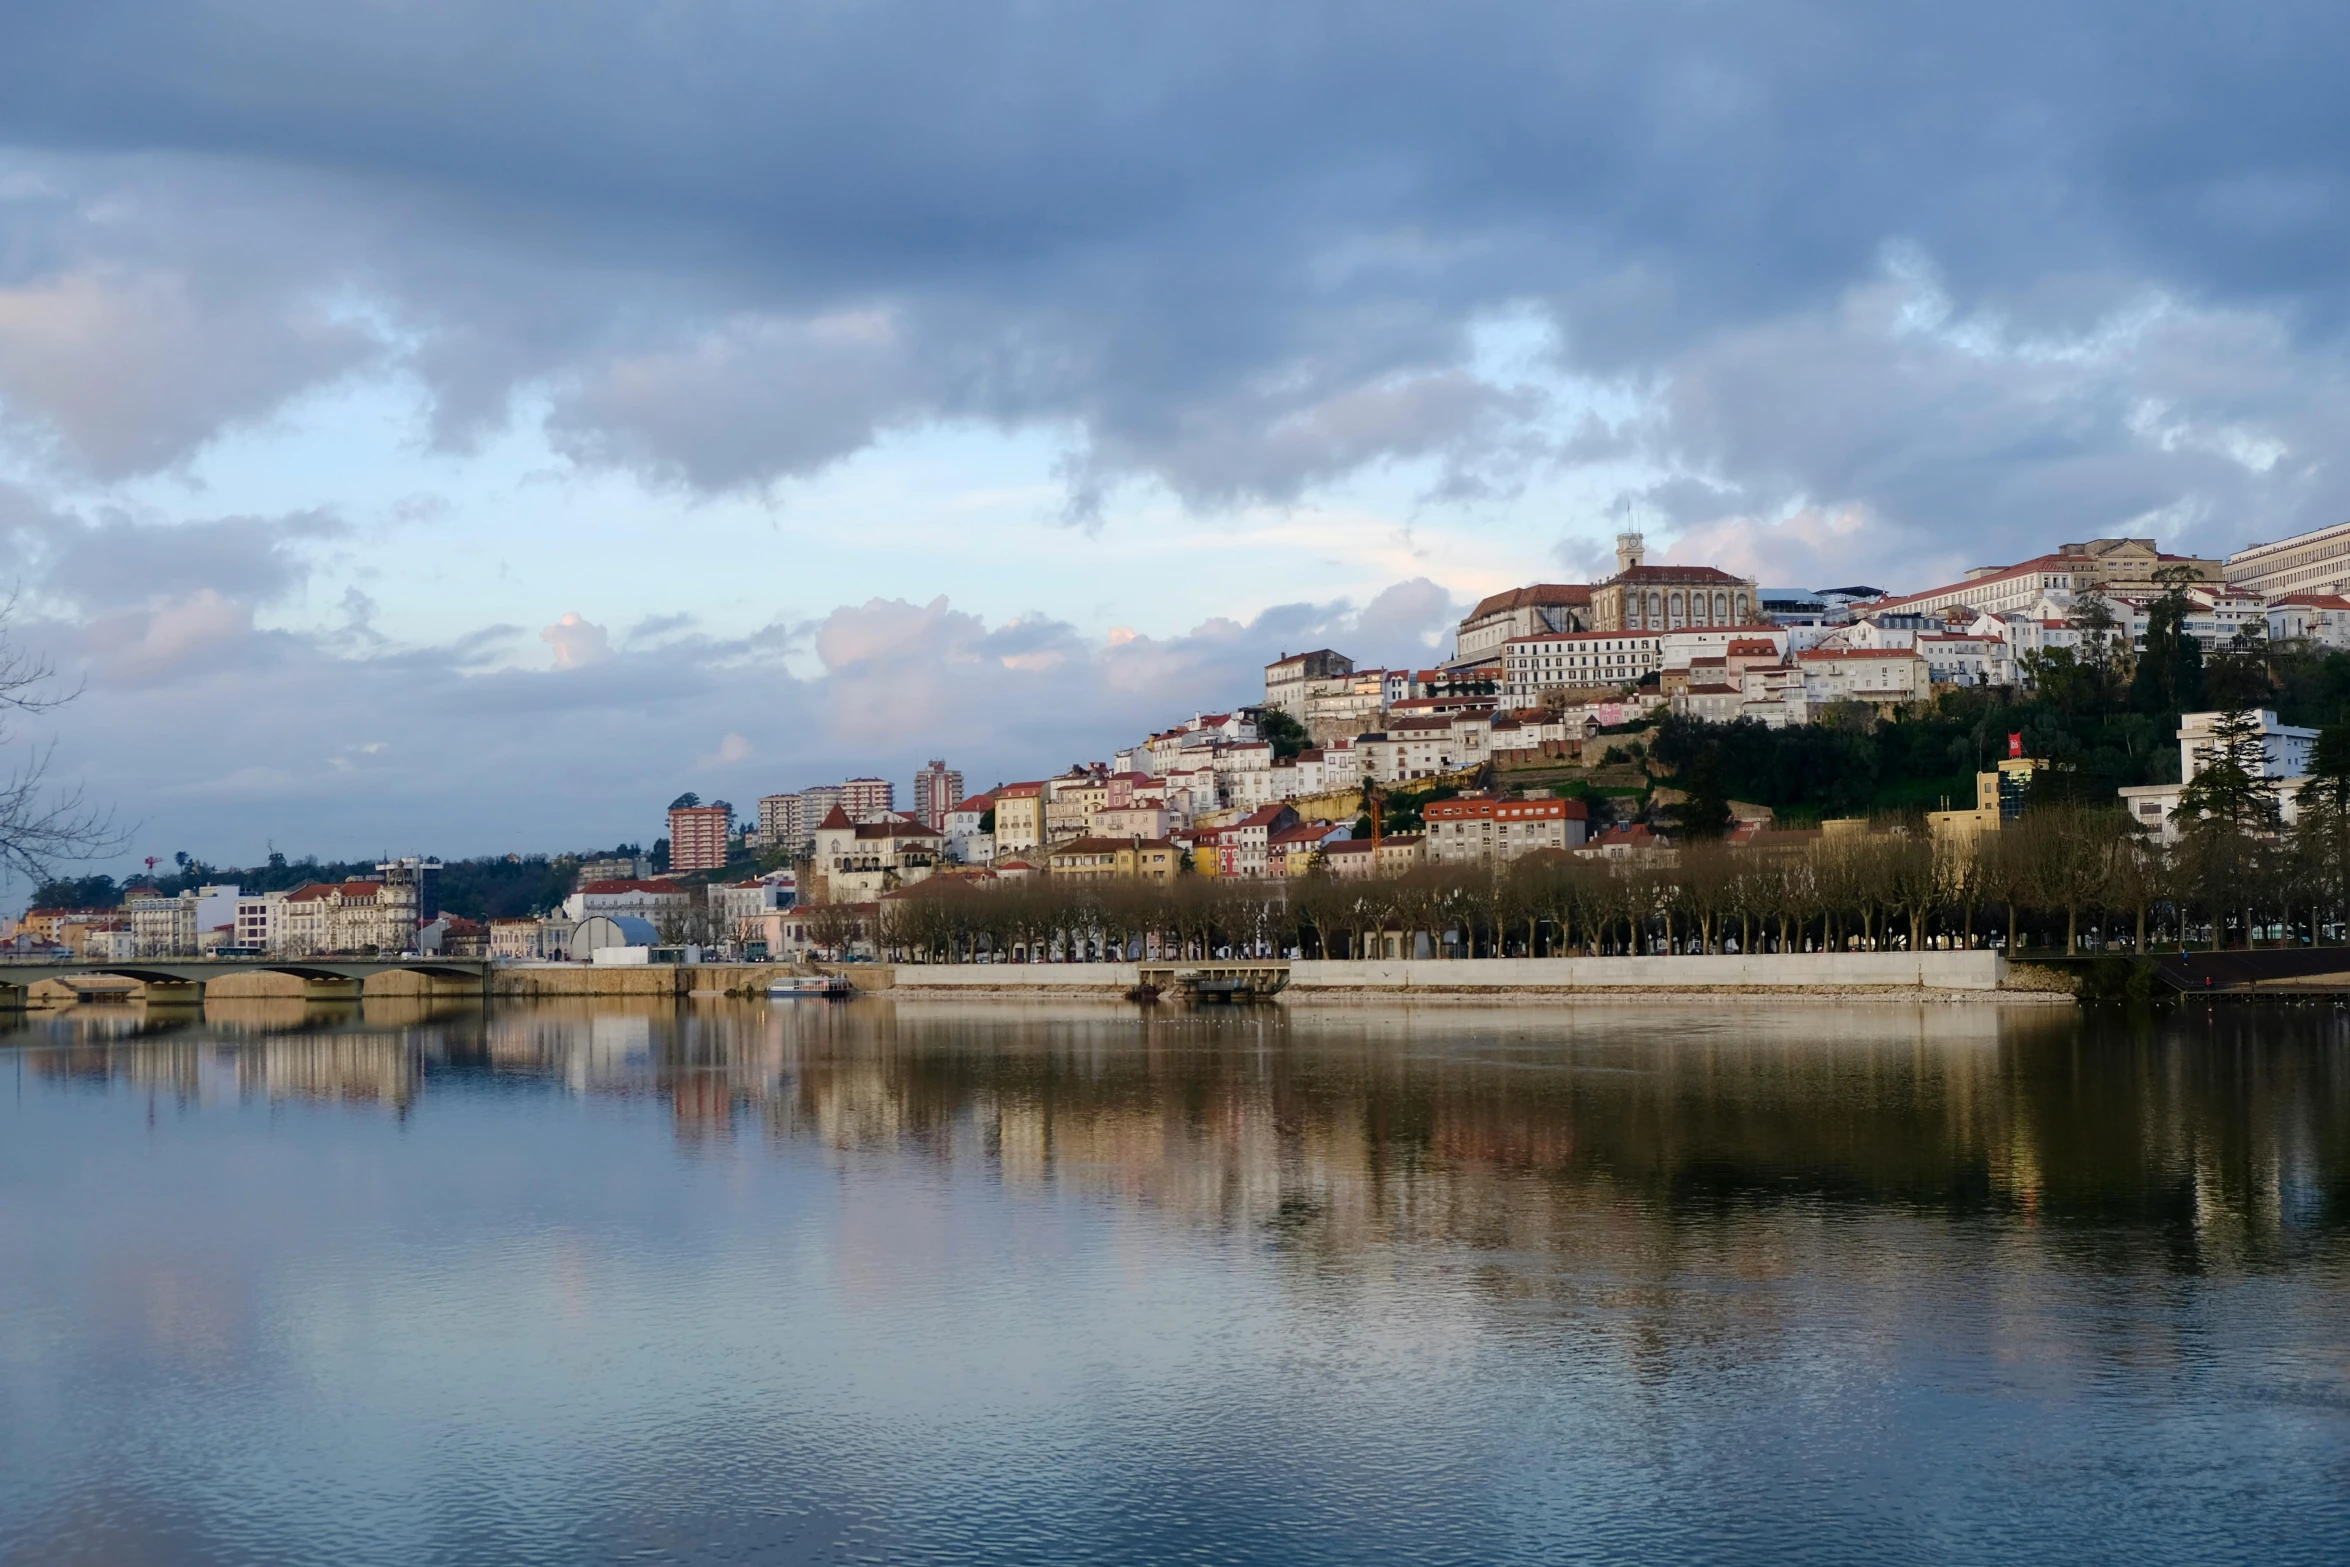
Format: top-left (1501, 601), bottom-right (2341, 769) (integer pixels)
top-left (767, 974), bottom-right (853, 999)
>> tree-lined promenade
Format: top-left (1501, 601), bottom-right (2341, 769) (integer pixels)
top-left (859, 742), bottom-right (2350, 964)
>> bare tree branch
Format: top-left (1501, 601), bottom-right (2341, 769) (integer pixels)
top-left (0, 598), bottom-right (126, 888)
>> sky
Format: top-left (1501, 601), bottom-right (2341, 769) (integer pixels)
top-left (5, 0), bottom-right (2350, 875)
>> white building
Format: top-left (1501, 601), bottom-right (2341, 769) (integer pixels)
top-left (562, 879), bottom-right (694, 923)
top-left (1452, 585), bottom-right (1592, 667)
top-left (129, 885), bottom-right (239, 957)
top-left (708, 877), bottom-right (791, 922)
top-left (2118, 709), bottom-right (2320, 843)
top-left (1795, 648), bottom-right (1930, 706)
top-left (1660, 626), bottom-right (1790, 669)
top-left (1356, 716), bottom-right (1490, 783)
top-left (234, 891), bottom-right (289, 952)
top-left (1301, 669), bottom-right (1390, 738)
top-left (2227, 520), bottom-right (2350, 600)
top-left (1916, 632), bottom-right (2013, 687)
top-left (2179, 708), bottom-right (2315, 780)
top-left (943, 794), bottom-right (996, 863)
top-left (1499, 630), bottom-right (1664, 703)
top-left (1262, 648), bottom-right (1354, 717)
top-left (756, 792), bottom-right (807, 852)
top-left (1868, 539), bottom-right (2217, 621)
top-left (2267, 593), bottom-right (2350, 649)
top-left (811, 808), bottom-right (944, 900)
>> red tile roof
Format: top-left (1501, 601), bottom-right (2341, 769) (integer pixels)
top-left (1865, 554), bottom-right (2080, 613)
top-left (853, 820), bottom-right (943, 840)
top-left (1607, 564), bottom-right (1748, 585)
top-left (1465, 583), bottom-right (1593, 620)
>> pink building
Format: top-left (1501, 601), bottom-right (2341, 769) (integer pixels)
top-left (911, 761), bottom-right (963, 830)
top-left (668, 804), bottom-right (732, 873)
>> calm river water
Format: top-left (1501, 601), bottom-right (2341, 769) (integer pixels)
top-left (2, 997), bottom-right (2346, 1565)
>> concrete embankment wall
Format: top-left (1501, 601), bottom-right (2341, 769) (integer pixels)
top-left (1287, 953), bottom-right (2007, 993)
top-left (887, 963), bottom-right (1140, 994)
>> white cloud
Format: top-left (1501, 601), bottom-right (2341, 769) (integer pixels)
top-left (696, 732), bottom-right (753, 769)
top-left (540, 612), bottom-right (611, 669)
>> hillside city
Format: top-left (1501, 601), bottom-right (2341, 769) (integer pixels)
top-left (17, 521), bottom-right (2350, 969)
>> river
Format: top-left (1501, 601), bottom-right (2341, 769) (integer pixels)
top-left (2, 997), bottom-right (2345, 1564)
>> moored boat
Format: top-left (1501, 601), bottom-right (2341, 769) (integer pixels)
top-left (767, 974), bottom-right (853, 999)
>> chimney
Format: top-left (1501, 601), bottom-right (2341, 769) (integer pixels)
top-left (1615, 531), bottom-right (1645, 575)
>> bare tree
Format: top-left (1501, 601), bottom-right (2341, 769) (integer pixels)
top-left (1, 601), bottom-right (123, 887)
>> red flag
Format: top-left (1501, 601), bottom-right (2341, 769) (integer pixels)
top-left (2007, 732), bottom-right (2023, 759)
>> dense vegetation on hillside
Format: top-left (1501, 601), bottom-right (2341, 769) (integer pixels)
top-left (1654, 613), bottom-right (2350, 825)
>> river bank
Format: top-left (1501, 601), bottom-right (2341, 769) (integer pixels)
top-left (4, 951), bottom-right (2079, 1009)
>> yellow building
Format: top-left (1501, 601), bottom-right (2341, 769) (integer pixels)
top-left (1047, 836), bottom-right (1183, 882)
top-left (1926, 758), bottom-right (2045, 841)
top-left (991, 782), bottom-right (1046, 856)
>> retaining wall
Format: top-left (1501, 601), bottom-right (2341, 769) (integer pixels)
top-left (1286, 952), bottom-right (2007, 993)
top-left (887, 963), bottom-right (1141, 993)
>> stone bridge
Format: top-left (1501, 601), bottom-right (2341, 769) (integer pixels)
top-left (0, 957), bottom-right (493, 1008)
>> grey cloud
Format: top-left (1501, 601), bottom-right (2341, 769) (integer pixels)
top-left (21, 579), bottom-right (1447, 863)
top-left (0, 159), bottom-right (387, 476)
top-left (16, 541), bottom-right (1453, 876)
top-left (0, 3), bottom-right (2347, 571)
top-left (1635, 265), bottom-right (2350, 583)
top-left (3, 491), bottom-right (344, 612)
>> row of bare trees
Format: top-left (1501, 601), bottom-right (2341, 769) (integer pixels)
top-left (851, 797), bottom-right (2350, 963)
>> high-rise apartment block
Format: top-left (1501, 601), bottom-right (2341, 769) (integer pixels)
top-left (911, 760), bottom-right (963, 830)
top-left (757, 792), bottom-right (806, 852)
top-left (841, 777), bottom-right (895, 821)
top-left (798, 784), bottom-right (844, 828)
top-left (668, 803), bottom-right (732, 873)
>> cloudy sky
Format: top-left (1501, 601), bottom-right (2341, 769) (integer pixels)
top-left (5, 0), bottom-right (2349, 872)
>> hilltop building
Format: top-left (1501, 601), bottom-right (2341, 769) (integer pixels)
top-left (2228, 522), bottom-right (2350, 600)
top-left (1586, 534), bottom-right (1759, 632)
top-left (1451, 585), bottom-right (1592, 667)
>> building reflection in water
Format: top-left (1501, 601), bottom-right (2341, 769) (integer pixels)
top-left (11, 996), bottom-right (2346, 1281)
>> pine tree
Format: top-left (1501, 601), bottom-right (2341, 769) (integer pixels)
top-left (2175, 706), bottom-right (2281, 947)
top-left (2175, 706), bottom-right (2281, 837)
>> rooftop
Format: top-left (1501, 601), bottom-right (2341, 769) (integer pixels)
top-left (1464, 583), bottom-right (1593, 621)
top-left (1605, 563), bottom-right (1749, 585)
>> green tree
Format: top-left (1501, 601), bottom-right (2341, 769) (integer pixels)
top-left (2173, 707), bottom-right (2282, 948)
top-left (2202, 622), bottom-right (2275, 714)
top-left (1675, 745), bottom-right (1734, 839)
top-left (2291, 724), bottom-right (2350, 946)
top-left (2175, 707), bottom-right (2282, 838)
top-left (1256, 708), bottom-right (1310, 761)
top-left (668, 792), bottom-right (701, 810)
top-left (2131, 567), bottom-right (2207, 714)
